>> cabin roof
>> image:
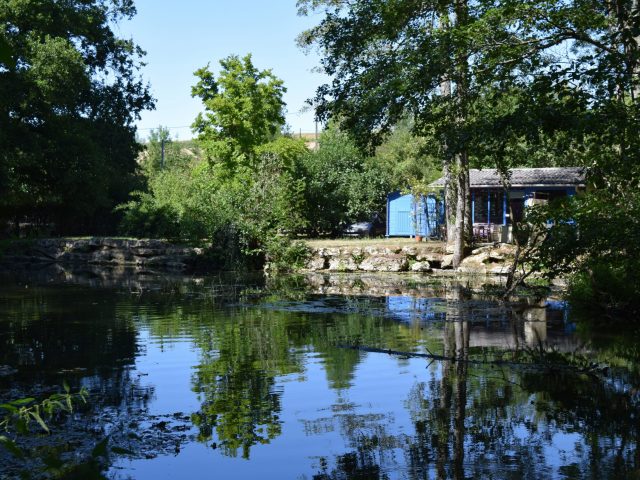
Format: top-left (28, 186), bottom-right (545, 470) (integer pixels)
top-left (430, 167), bottom-right (586, 189)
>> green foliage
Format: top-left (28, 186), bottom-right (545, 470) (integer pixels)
top-left (263, 238), bottom-right (311, 274)
top-left (0, 387), bottom-right (88, 435)
top-left (122, 53), bottom-right (395, 266)
top-left (191, 54), bottom-right (286, 171)
top-left (375, 118), bottom-right (442, 193)
top-left (301, 125), bottom-right (392, 235)
top-left (299, 0), bottom-right (640, 312)
top-left (569, 262), bottom-right (640, 316)
top-left (141, 126), bottom-right (196, 175)
top-left (119, 54), bottom-right (310, 268)
top-left (0, 387), bottom-right (108, 479)
top-left (119, 135), bottom-right (311, 268)
top-left (117, 192), bottom-right (182, 240)
top-left (0, 0), bottom-right (153, 234)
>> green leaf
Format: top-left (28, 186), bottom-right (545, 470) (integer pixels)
top-left (49, 400), bottom-right (68, 412)
top-left (10, 398), bottom-right (36, 407)
top-left (0, 403), bottom-right (19, 413)
top-left (0, 435), bottom-right (25, 459)
top-left (29, 411), bottom-right (50, 433)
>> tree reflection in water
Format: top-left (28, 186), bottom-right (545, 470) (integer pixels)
top-left (303, 285), bottom-right (640, 480)
top-left (1, 272), bottom-right (640, 479)
top-left (188, 306), bottom-right (426, 459)
top-left (190, 314), bottom-right (299, 458)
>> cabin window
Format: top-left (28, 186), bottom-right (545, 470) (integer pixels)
top-left (474, 192), bottom-right (487, 223)
top-left (508, 191), bottom-right (525, 224)
top-left (488, 191), bottom-right (503, 224)
top-left (533, 190), bottom-right (567, 202)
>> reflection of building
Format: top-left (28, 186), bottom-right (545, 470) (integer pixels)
top-left (384, 295), bottom-right (579, 351)
top-left (471, 302), bottom-right (579, 351)
top-left (423, 167), bottom-right (587, 242)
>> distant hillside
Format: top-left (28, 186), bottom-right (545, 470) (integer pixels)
top-left (136, 139), bottom-right (204, 166)
top-left (137, 134), bottom-right (321, 164)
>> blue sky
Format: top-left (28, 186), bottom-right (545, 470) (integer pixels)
top-left (116, 0), bottom-right (327, 140)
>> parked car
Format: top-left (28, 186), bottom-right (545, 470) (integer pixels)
top-left (343, 214), bottom-right (385, 237)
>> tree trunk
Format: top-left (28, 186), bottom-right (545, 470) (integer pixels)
top-left (440, 67), bottom-right (457, 251)
top-left (452, 152), bottom-right (467, 267)
top-left (439, 2), bottom-right (470, 265)
top-left (451, 0), bottom-right (470, 268)
top-left (464, 165), bottom-right (473, 244)
top-left (444, 156), bottom-right (457, 251)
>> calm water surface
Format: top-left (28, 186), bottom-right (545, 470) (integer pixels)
top-left (0, 269), bottom-right (639, 479)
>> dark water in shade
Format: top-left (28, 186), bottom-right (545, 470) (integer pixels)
top-left (0, 269), bottom-right (639, 479)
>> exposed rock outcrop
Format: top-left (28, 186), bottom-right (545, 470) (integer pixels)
top-left (302, 242), bottom-right (517, 275)
top-left (358, 254), bottom-right (408, 272)
top-left (1, 238), bottom-right (204, 271)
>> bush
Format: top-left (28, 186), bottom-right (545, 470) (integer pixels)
top-left (117, 137), bottom-right (311, 269)
top-left (263, 238), bottom-right (311, 274)
top-left (117, 192), bottom-right (182, 241)
top-left (568, 261), bottom-right (640, 317)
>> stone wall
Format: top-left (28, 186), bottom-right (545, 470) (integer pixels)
top-left (303, 243), bottom-right (517, 275)
top-left (1, 238), bottom-right (519, 276)
top-left (0, 238), bottom-right (204, 271)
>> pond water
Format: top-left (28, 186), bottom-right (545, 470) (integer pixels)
top-left (0, 268), bottom-right (639, 479)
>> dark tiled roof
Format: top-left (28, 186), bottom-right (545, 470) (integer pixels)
top-left (430, 167), bottom-right (586, 188)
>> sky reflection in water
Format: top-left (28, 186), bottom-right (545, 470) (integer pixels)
top-left (0, 272), bottom-right (638, 479)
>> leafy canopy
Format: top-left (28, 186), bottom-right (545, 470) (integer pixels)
top-left (191, 54), bottom-right (286, 171)
top-left (0, 0), bottom-right (153, 233)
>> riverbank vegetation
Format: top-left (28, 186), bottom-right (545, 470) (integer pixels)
top-left (117, 54), bottom-right (436, 269)
top-left (297, 0), bottom-right (640, 315)
top-left (0, 0), bottom-right (153, 235)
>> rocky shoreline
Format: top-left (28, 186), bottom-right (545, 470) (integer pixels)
top-left (0, 237), bottom-right (204, 271)
top-left (0, 238), bottom-right (520, 276)
top-left (302, 243), bottom-right (517, 275)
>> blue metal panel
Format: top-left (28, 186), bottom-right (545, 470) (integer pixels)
top-left (387, 192), bottom-right (414, 236)
top-left (387, 192), bottom-right (443, 237)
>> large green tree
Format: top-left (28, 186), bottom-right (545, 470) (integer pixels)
top-left (0, 0), bottom-right (153, 234)
top-left (495, 0), bottom-right (640, 310)
top-left (296, 0), bottom-right (544, 265)
top-left (121, 55), bottom-right (310, 268)
top-left (298, 0), bottom-right (640, 273)
top-left (191, 54), bottom-right (286, 172)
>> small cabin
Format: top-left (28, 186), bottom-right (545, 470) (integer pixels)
top-left (386, 192), bottom-right (443, 238)
top-left (429, 167), bottom-right (586, 242)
